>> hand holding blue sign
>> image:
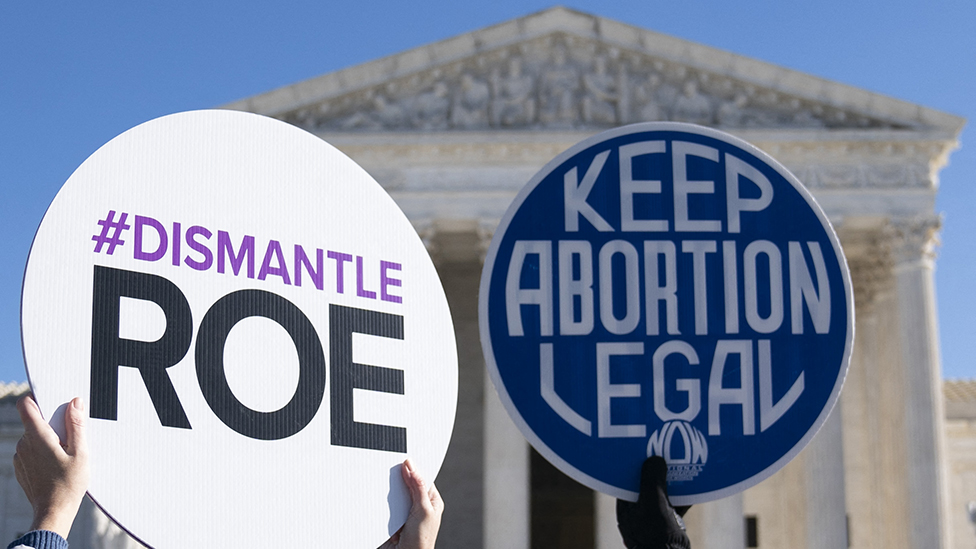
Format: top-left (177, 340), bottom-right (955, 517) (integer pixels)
top-left (480, 122), bottom-right (852, 505)
top-left (616, 457), bottom-right (690, 549)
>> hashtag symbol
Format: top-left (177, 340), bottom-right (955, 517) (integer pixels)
top-left (92, 210), bottom-right (130, 255)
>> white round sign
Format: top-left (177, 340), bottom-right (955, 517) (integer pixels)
top-left (21, 110), bottom-right (458, 547)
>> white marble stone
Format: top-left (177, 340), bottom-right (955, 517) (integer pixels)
top-left (890, 216), bottom-right (953, 549)
top-left (804, 408), bottom-right (848, 548)
top-left (594, 491), bottom-right (620, 549)
top-left (944, 381), bottom-right (976, 549)
top-left (687, 493), bottom-right (745, 549)
top-left (219, 8), bottom-right (963, 549)
top-left (483, 369), bottom-right (530, 549)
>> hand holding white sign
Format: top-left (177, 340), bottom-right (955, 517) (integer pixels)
top-left (379, 459), bottom-right (444, 549)
top-left (13, 395), bottom-right (90, 540)
top-left (21, 110), bottom-right (458, 547)
top-left (9, 405), bottom-right (447, 549)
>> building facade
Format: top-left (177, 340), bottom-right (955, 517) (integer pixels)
top-left (1, 8), bottom-right (968, 548)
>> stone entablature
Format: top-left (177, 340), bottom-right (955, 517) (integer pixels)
top-left (323, 130), bottom-right (953, 189)
top-left (309, 132), bottom-right (951, 244)
top-left (0, 382), bottom-right (28, 437)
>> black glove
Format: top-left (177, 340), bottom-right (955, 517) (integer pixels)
top-left (616, 456), bottom-right (691, 549)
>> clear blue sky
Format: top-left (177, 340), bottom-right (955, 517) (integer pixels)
top-left (2, 1), bottom-right (974, 382)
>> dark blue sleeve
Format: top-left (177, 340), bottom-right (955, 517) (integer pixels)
top-left (6, 530), bottom-right (68, 549)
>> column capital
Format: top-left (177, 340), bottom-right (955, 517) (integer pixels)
top-left (411, 218), bottom-right (440, 262)
top-left (477, 218), bottom-right (498, 264)
top-left (848, 250), bottom-right (892, 314)
top-left (885, 215), bottom-right (942, 268)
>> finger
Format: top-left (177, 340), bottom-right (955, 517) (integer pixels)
top-left (16, 395), bottom-right (63, 450)
top-left (12, 452), bottom-right (33, 504)
top-left (402, 459), bottom-right (433, 512)
top-left (427, 481), bottom-right (444, 515)
top-left (16, 395), bottom-right (45, 434)
top-left (63, 397), bottom-right (87, 458)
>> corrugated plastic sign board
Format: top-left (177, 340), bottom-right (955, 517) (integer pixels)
top-left (480, 122), bottom-right (853, 505)
top-left (21, 110), bottom-right (458, 547)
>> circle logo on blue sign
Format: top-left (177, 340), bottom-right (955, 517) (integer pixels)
top-left (479, 123), bottom-right (853, 504)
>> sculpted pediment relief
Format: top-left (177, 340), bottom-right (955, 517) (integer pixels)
top-left (228, 8), bottom-right (960, 138)
top-left (277, 34), bottom-right (904, 133)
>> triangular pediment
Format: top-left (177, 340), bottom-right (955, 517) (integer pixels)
top-left (225, 7), bottom-right (962, 135)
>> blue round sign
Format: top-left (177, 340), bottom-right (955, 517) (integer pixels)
top-left (479, 123), bottom-right (853, 504)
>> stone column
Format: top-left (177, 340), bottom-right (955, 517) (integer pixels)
top-left (804, 407), bottom-right (847, 548)
top-left (802, 215), bottom-right (848, 546)
top-left (888, 215), bottom-right (951, 549)
top-left (844, 247), bottom-right (915, 549)
top-left (843, 251), bottom-right (883, 548)
top-left (426, 222), bottom-right (489, 548)
top-left (481, 218), bottom-right (530, 549)
top-left (594, 491), bottom-right (621, 549)
top-left (483, 371), bottom-right (531, 549)
top-left (686, 494), bottom-right (745, 549)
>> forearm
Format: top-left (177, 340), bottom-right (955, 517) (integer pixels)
top-left (28, 507), bottom-right (77, 542)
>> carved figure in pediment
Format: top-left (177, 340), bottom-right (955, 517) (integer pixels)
top-left (717, 93), bottom-right (753, 127)
top-left (671, 81), bottom-right (713, 125)
top-left (582, 55), bottom-right (628, 125)
top-left (635, 73), bottom-right (665, 121)
top-left (539, 46), bottom-right (580, 127)
top-left (657, 81), bottom-right (679, 110)
top-left (790, 101), bottom-right (826, 128)
top-left (616, 66), bottom-right (632, 124)
top-left (451, 73), bottom-right (490, 129)
top-left (414, 82), bottom-right (450, 130)
top-left (791, 110), bottom-right (825, 128)
top-left (290, 107), bottom-right (317, 129)
top-left (490, 57), bottom-right (536, 127)
top-left (340, 93), bottom-right (406, 130)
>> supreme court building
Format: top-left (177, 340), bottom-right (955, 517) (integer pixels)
top-left (1, 7), bottom-right (971, 548)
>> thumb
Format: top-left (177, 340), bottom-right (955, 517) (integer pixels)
top-left (638, 456), bottom-right (669, 505)
top-left (427, 481), bottom-right (444, 514)
top-left (62, 397), bottom-right (87, 458)
top-left (402, 459), bottom-right (432, 513)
